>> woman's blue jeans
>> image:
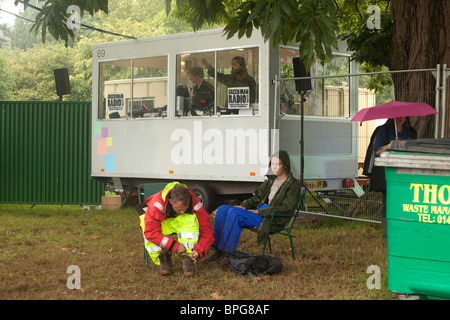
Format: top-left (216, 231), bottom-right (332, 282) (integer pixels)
top-left (212, 205), bottom-right (263, 254)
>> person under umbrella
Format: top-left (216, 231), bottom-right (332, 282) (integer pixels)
top-left (374, 117), bottom-right (417, 156)
top-left (372, 117), bottom-right (417, 239)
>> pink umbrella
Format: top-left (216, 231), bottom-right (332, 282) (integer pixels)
top-left (352, 100), bottom-right (438, 138)
top-left (352, 100), bottom-right (437, 123)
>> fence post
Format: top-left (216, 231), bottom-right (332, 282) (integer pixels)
top-left (434, 64), bottom-right (440, 139)
top-left (441, 64), bottom-right (448, 138)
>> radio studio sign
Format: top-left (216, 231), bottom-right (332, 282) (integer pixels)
top-left (107, 93), bottom-right (125, 113)
top-left (228, 87), bottom-right (250, 109)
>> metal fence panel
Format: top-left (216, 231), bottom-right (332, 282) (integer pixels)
top-left (0, 101), bottom-right (104, 205)
top-left (276, 66), bottom-right (440, 223)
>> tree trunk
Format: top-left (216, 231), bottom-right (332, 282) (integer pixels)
top-left (389, 0), bottom-right (450, 138)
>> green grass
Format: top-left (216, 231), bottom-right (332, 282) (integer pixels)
top-left (0, 204), bottom-right (396, 300)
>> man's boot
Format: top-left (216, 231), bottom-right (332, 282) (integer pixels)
top-left (159, 251), bottom-right (172, 276)
top-left (183, 256), bottom-right (197, 277)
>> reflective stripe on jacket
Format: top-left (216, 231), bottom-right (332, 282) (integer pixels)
top-left (139, 213), bottom-right (200, 265)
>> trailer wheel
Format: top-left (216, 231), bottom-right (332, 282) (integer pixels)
top-left (191, 184), bottom-right (215, 214)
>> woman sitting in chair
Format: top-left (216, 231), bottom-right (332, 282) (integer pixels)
top-left (205, 150), bottom-right (301, 266)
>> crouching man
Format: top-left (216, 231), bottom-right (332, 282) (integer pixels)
top-left (138, 182), bottom-right (214, 276)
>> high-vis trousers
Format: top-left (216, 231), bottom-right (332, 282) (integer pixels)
top-left (212, 205), bottom-right (263, 254)
top-left (140, 213), bottom-right (200, 265)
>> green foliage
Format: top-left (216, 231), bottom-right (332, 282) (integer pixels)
top-left (335, 1), bottom-right (394, 93)
top-left (170, 0), bottom-right (339, 70)
top-left (4, 43), bottom-right (74, 100)
top-left (339, 14), bottom-right (393, 68)
top-left (9, 5), bottom-right (57, 50)
top-left (3, 0), bottom-right (397, 101)
top-left (0, 54), bottom-right (13, 99)
top-left (293, 0), bottom-right (339, 69)
top-left (0, 23), bottom-right (11, 48)
top-left (16, 0), bottom-right (109, 46)
top-left (3, 0), bottom-right (195, 101)
top-left (335, 0), bottom-right (393, 69)
top-left (9, 0), bottom-right (394, 75)
top-left (170, 0), bottom-right (230, 31)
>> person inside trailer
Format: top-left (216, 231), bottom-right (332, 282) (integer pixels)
top-left (187, 67), bottom-right (215, 116)
top-left (202, 56), bottom-right (256, 113)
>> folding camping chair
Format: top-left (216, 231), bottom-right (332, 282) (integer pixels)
top-left (138, 183), bottom-right (168, 204)
top-left (261, 187), bottom-right (307, 260)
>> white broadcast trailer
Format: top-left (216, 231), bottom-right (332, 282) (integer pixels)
top-left (91, 28), bottom-right (360, 211)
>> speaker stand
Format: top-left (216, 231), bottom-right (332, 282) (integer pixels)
top-left (299, 92), bottom-right (330, 215)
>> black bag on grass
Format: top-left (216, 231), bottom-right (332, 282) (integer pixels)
top-left (228, 252), bottom-right (282, 277)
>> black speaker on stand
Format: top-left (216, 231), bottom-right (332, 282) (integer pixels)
top-left (292, 58), bottom-right (312, 187)
top-left (291, 58), bottom-right (329, 214)
top-left (292, 57), bottom-right (312, 93)
top-left (54, 68), bottom-right (71, 101)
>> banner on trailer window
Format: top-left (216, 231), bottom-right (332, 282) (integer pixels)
top-left (228, 87), bottom-right (250, 109)
top-left (107, 93), bottom-right (125, 113)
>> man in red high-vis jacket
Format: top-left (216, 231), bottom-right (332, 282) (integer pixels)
top-left (139, 182), bottom-right (214, 276)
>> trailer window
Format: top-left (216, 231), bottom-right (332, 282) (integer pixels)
top-left (131, 56), bottom-right (168, 118)
top-left (176, 52), bottom-right (215, 116)
top-left (175, 48), bottom-right (259, 116)
top-left (99, 56), bottom-right (168, 119)
top-left (316, 55), bottom-right (351, 117)
top-left (279, 48), bottom-right (351, 117)
top-left (213, 48), bottom-right (259, 115)
top-left (99, 60), bottom-right (132, 119)
top-left (279, 48), bottom-right (301, 115)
